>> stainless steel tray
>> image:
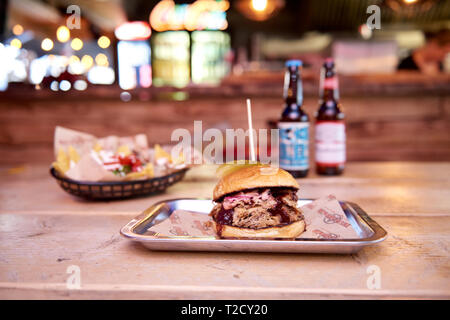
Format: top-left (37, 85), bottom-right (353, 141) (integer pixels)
top-left (120, 199), bottom-right (387, 254)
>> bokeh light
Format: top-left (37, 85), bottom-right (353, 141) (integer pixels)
top-left (81, 55), bottom-right (94, 70)
top-left (69, 55), bottom-right (80, 64)
top-left (95, 53), bottom-right (109, 67)
top-left (74, 80), bottom-right (88, 91)
top-left (12, 24), bottom-right (24, 36)
top-left (120, 91), bottom-right (132, 102)
top-left (10, 38), bottom-right (22, 49)
top-left (41, 38), bottom-right (54, 51)
top-left (59, 80), bottom-right (71, 91)
top-left (97, 36), bottom-right (111, 49)
top-left (50, 81), bottom-right (59, 91)
top-left (56, 26), bottom-right (70, 43)
top-left (71, 38), bottom-right (83, 51)
top-left (252, 0), bottom-right (268, 12)
top-left (68, 55), bottom-right (84, 74)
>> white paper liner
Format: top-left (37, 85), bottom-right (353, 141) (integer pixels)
top-left (149, 195), bottom-right (359, 240)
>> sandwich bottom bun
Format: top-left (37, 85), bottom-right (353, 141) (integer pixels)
top-left (213, 219), bottom-right (306, 239)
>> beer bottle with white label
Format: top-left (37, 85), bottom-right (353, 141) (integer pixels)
top-left (278, 60), bottom-right (309, 178)
top-left (315, 58), bottom-right (346, 175)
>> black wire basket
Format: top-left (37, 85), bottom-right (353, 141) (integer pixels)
top-left (50, 167), bottom-right (189, 200)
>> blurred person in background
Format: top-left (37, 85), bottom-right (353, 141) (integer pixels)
top-left (400, 29), bottom-right (450, 74)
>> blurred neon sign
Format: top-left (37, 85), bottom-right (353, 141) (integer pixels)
top-left (115, 21), bottom-right (152, 41)
top-left (115, 21), bottom-right (152, 89)
top-left (150, 0), bottom-right (229, 32)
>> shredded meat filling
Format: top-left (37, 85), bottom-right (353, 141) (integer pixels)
top-left (210, 188), bottom-right (303, 229)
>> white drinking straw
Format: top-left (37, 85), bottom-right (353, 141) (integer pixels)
top-left (246, 98), bottom-right (256, 162)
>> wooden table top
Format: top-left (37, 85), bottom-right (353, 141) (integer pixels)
top-left (0, 162), bottom-right (449, 299)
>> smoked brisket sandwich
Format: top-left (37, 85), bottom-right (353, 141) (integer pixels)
top-left (210, 165), bottom-right (306, 238)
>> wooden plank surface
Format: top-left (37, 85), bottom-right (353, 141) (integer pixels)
top-left (0, 162), bottom-right (449, 299)
top-left (1, 162), bottom-right (449, 214)
top-left (0, 213), bottom-right (448, 299)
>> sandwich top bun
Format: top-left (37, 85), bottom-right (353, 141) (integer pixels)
top-left (213, 165), bottom-right (299, 201)
top-left (212, 219), bottom-right (306, 239)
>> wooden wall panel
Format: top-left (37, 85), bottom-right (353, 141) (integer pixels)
top-left (0, 94), bottom-right (449, 164)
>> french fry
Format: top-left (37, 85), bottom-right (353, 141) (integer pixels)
top-left (172, 151), bottom-right (185, 166)
top-left (117, 145), bottom-right (131, 156)
top-left (54, 148), bottom-right (70, 173)
top-left (52, 161), bottom-right (66, 175)
top-left (154, 144), bottom-right (171, 162)
top-left (68, 146), bottom-right (80, 163)
top-left (124, 171), bottom-right (145, 180)
top-left (93, 142), bottom-right (102, 153)
top-left (124, 163), bottom-right (154, 180)
top-left (144, 163), bottom-right (154, 177)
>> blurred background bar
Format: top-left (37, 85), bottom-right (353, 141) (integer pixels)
top-left (0, 0), bottom-right (449, 165)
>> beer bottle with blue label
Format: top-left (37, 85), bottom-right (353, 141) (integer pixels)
top-left (277, 60), bottom-right (309, 178)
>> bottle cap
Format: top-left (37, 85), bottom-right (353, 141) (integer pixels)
top-left (324, 58), bottom-right (334, 68)
top-left (285, 59), bottom-right (302, 67)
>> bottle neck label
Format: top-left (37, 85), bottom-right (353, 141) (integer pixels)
top-left (319, 68), bottom-right (340, 102)
top-left (284, 67), bottom-right (303, 106)
top-left (323, 77), bottom-right (338, 90)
